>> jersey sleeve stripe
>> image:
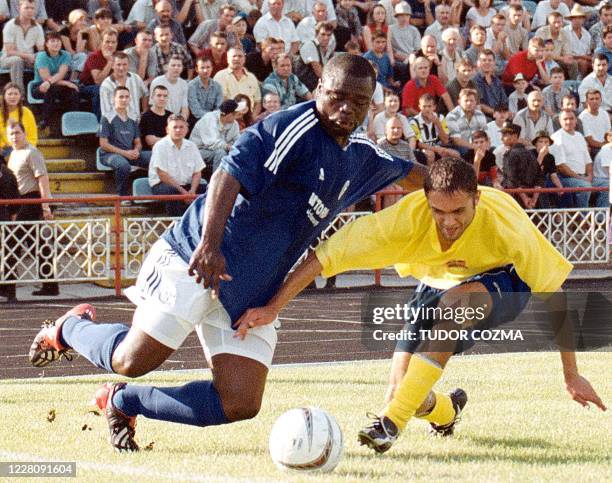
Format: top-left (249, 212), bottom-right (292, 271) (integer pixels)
top-left (263, 108), bottom-right (316, 170)
top-left (269, 117), bottom-right (319, 174)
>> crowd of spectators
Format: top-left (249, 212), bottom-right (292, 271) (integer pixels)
top-left (0, 0), bottom-right (609, 217)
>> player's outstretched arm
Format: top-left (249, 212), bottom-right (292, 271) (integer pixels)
top-left (188, 169), bottom-right (241, 297)
top-left (234, 252), bottom-right (323, 339)
top-left (545, 291), bottom-right (607, 411)
top-left (395, 162), bottom-right (427, 193)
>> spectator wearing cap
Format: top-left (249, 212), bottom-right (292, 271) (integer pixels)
top-left (445, 87), bottom-right (487, 153)
top-left (389, 2), bottom-right (421, 85)
top-left (151, 25), bottom-right (194, 78)
top-left (530, 130), bottom-right (564, 208)
top-left (578, 54), bottom-right (612, 111)
top-left (233, 13), bottom-right (255, 55)
top-left (473, 48), bottom-right (508, 118)
top-left (535, 11), bottom-right (579, 80)
top-left (149, 114), bottom-right (206, 216)
top-left (592, 130), bottom-right (611, 207)
top-left (148, 0), bottom-right (187, 46)
top-left (188, 57), bottom-right (224, 123)
top-left (502, 37), bottom-right (550, 87)
top-left (189, 99), bottom-right (240, 172)
top-left (214, 47), bottom-right (262, 115)
top-left (508, 72), bottom-right (528, 114)
top-left (0, 0), bottom-right (45, 92)
top-left (492, 119), bottom-right (520, 173)
top-left (513, 90), bottom-right (554, 147)
top-left (189, 4), bottom-right (236, 55)
top-left (402, 56), bottom-right (453, 116)
top-left (150, 55), bottom-right (190, 118)
top-left (551, 108), bottom-right (593, 208)
top-left (253, 0), bottom-right (299, 55)
top-left (579, 89), bottom-right (611, 158)
top-left (563, 4), bottom-right (592, 79)
top-left (262, 53), bottom-right (312, 109)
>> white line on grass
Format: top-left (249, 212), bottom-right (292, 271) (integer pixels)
top-left (0, 451), bottom-right (280, 483)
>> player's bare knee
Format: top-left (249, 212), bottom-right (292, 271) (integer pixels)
top-left (111, 352), bottom-right (147, 378)
top-left (221, 395), bottom-right (262, 422)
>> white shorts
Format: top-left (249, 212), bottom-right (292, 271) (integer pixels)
top-left (124, 239), bottom-right (278, 368)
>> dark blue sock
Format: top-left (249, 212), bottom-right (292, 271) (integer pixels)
top-left (60, 316), bottom-right (129, 373)
top-left (113, 381), bottom-right (228, 427)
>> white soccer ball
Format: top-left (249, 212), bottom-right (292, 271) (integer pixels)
top-left (269, 407), bottom-right (343, 473)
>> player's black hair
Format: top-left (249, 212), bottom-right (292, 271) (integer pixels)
top-left (424, 157), bottom-right (478, 196)
top-left (321, 53), bottom-right (376, 90)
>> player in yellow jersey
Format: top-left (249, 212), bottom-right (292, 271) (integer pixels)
top-left (234, 157), bottom-right (607, 454)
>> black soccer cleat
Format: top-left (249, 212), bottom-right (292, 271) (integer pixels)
top-left (357, 413), bottom-right (399, 454)
top-left (429, 388), bottom-right (468, 437)
top-left (93, 382), bottom-right (139, 452)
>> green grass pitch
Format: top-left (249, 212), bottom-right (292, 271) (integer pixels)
top-left (1, 352), bottom-right (610, 482)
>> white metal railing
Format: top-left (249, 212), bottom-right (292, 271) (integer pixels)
top-left (0, 209), bottom-right (609, 285)
top-left (0, 219), bottom-right (111, 283)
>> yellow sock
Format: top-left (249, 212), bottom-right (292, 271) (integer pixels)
top-left (384, 355), bottom-right (443, 431)
top-left (417, 392), bottom-right (455, 426)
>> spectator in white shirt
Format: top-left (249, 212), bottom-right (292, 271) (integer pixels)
top-left (149, 113), bottom-right (206, 216)
top-left (189, 98), bottom-right (240, 171)
top-left (100, 52), bottom-right (148, 121)
top-left (578, 54), bottom-right (612, 111)
top-left (424, 3), bottom-right (453, 48)
top-left (0, 0), bottom-right (44, 91)
top-left (296, 1), bottom-right (336, 49)
top-left (592, 129), bottom-right (611, 207)
top-left (579, 89), bottom-right (612, 157)
top-left (563, 4), bottom-right (592, 79)
top-left (253, 0), bottom-right (299, 55)
top-left (150, 55), bottom-right (189, 118)
top-left (532, 0), bottom-right (570, 31)
top-left (551, 109), bottom-right (593, 207)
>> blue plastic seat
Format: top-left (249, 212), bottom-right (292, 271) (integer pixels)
top-left (132, 177), bottom-right (155, 203)
top-left (27, 81), bottom-right (43, 105)
top-left (95, 147), bottom-right (112, 172)
top-left (62, 111), bottom-right (99, 136)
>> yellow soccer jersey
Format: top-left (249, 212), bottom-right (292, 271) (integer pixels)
top-left (315, 187), bottom-right (573, 292)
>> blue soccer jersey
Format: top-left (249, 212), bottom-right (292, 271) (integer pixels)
top-left (164, 101), bottom-right (414, 323)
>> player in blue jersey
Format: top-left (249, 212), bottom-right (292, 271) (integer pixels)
top-left (28, 54), bottom-right (426, 452)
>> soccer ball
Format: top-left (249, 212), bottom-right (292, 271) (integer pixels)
top-left (269, 407), bottom-right (343, 472)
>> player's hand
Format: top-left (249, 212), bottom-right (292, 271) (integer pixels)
top-left (565, 374), bottom-right (607, 411)
top-left (234, 306), bottom-right (278, 339)
top-left (188, 243), bottom-right (232, 298)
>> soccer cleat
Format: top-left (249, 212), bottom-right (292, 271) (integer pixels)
top-left (357, 413), bottom-right (399, 454)
top-left (429, 388), bottom-right (468, 437)
top-left (94, 382), bottom-right (139, 452)
top-left (28, 303), bottom-right (96, 367)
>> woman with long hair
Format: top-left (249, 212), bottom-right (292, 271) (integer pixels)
top-left (31, 32), bottom-right (80, 134)
top-left (59, 9), bottom-right (90, 78)
top-left (363, 3), bottom-right (394, 61)
top-left (234, 94), bottom-right (254, 130)
top-left (0, 83), bottom-right (37, 158)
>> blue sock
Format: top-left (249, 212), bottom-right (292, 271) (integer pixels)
top-left (113, 381), bottom-right (228, 427)
top-left (60, 316), bottom-right (129, 373)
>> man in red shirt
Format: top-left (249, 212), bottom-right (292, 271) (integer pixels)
top-left (402, 57), bottom-right (453, 116)
top-left (79, 29), bottom-right (118, 119)
top-left (502, 37), bottom-right (549, 87)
